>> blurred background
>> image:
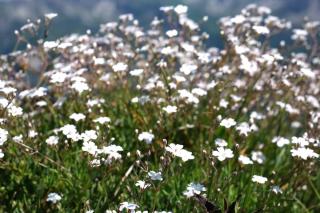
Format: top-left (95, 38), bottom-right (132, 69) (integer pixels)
top-left (0, 0), bottom-right (319, 54)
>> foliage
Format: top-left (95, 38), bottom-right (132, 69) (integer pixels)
top-left (0, 4), bottom-right (320, 212)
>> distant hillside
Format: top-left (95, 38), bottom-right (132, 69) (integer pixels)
top-left (1, 0), bottom-right (319, 53)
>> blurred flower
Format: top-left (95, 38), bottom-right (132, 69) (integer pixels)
top-left (212, 147), bottom-right (234, 161)
top-left (82, 141), bottom-right (98, 155)
top-left (238, 155), bottom-right (253, 165)
top-left (113, 62), bottom-right (128, 72)
top-left (215, 138), bottom-right (228, 147)
top-left (174, 5), bottom-right (188, 15)
top-left (271, 185), bottom-right (283, 194)
top-left (70, 113), bottom-right (86, 122)
top-left (162, 105), bottom-right (177, 114)
top-left (291, 147), bottom-right (319, 160)
top-left (220, 118), bottom-right (236, 128)
top-left (252, 175), bottom-right (268, 184)
top-left (135, 180), bottom-right (151, 190)
top-left (0, 128), bottom-right (8, 146)
top-left (46, 192), bottom-right (62, 203)
top-left (272, 136), bottom-right (290, 147)
top-left (138, 132), bottom-right (154, 144)
top-left (94, 117), bottom-right (111, 124)
top-left (165, 143), bottom-right (194, 162)
top-left (148, 171), bottom-right (163, 181)
top-left (251, 151), bottom-right (266, 164)
top-left (166, 29), bottom-right (178, 38)
top-left (183, 182), bottom-right (206, 198)
top-left (46, 136), bottom-right (59, 146)
top-left (45, 13), bottom-right (58, 20)
top-left (81, 130), bottom-right (98, 142)
top-left (119, 202), bottom-right (139, 212)
top-left (129, 69), bottom-right (144, 76)
top-left (252, 25), bottom-right (270, 35)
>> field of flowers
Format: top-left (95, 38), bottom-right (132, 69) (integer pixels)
top-left (0, 4), bottom-right (320, 212)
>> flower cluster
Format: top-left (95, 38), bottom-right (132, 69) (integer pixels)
top-left (0, 3), bottom-right (319, 212)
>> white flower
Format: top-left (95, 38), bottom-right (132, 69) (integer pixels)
top-left (94, 117), bottom-right (111, 124)
top-left (0, 86), bottom-right (16, 95)
top-left (119, 202), bottom-right (139, 212)
top-left (0, 149), bottom-right (4, 159)
top-left (212, 147), bottom-right (234, 161)
top-left (252, 175), bottom-right (268, 184)
top-left (70, 113), bottom-right (86, 122)
top-left (50, 72), bottom-right (68, 84)
top-left (36, 100), bottom-right (47, 107)
top-left (148, 171), bottom-right (163, 181)
top-left (43, 40), bottom-right (58, 49)
top-left (291, 29), bottom-right (308, 41)
top-left (8, 105), bottom-right (23, 117)
top-left (251, 151), bottom-right (266, 164)
top-left (220, 118), bottom-right (236, 128)
top-left (180, 64), bottom-right (197, 75)
top-left (172, 75), bottom-right (186, 83)
top-left (165, 143), bottom-right (194, 162)
top-left (231, 15), bottom-right (246, 24)
top-left (0, 128), bottom-right (8, 146)
top-left (272, 136), bottom-right (290, 147)
top-left (100, 145), bottom-right (123, 160)
top-left (71, 80), bottom-right (90, 94)
top-left (131, 97), bottom-right (139, 103)
top-left (271, 185), bottom-right (283, 194)
top-left (113, 62), bottom-right (128, 72)
top-left (81, 130), bottom-right (98, 142)
top-left (106, 210), bottom-right (117, 213)
top-left (94, 57), bottom-right (106, 65)
top-left (46, 192), bottom-right (62, 203)
top-left (46, 136), bottom-right (59, 146)
top-left (12, 135), bottom-right (23, 143)
top-left (175, 149), bottom-right (194, 162)
top-left (138, 132), bottom-right (154, 144)
top-left (219, 99), bottom-right (229, 108)
top-left (160, 6), bottom-right (174, 13)
top-left (82, 141), bottom-right (98, 155)
top-left (162, 105), bottom-right (177, 114)
top-left (135, 180), bottom-right (151, 190)
top-left (0, 97), bottom-right (9, 108)
top-left (236, 122), bottom-right (253, 136)
top-left (13, 135), bottom-right (23, 143)
top-left (240, 55), bottom-right (258, 76)
top-left (59, 124), bottom-right (79, 140)
top-left (238, 155), bottom-right (253, 165)
top-left (130, 69), bottom-right (144, 76)
top-left (291, 136), bottom-right (309, 147)
top-left (45, 13), bottom-right (58, 20)
top-left (291, 147), bottom-right (319, 160)
top-left (178, 89), bottom-right (199, 104)
top-left (183, 182), bottom-right (206, 198)
top-left (29, 130), bottom-right (38, 138)
top-left (215, 138), bottom-right (228, 147)
top-left (252, 25), bottom-right (270, 35)
top-left (174, 4), bottom-right (188, 15)
top-left (191, 88), bottom-right (207, 96)
top-left (90, 159), bottom-right (101, 167)
top-left (166, 29), bottom-right (178, 37)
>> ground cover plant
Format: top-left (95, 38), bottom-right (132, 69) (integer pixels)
top-left (0, 4), bottom-right (320, 212)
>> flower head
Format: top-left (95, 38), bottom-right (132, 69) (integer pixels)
top-left (46, 192), bottom-right (62, 203)
top-left (252, 175), bottom-right (268, 184)
top-left (148, 171), bottom-right (163, 181)
top-left (212, 147), bottom-right (234, 161)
